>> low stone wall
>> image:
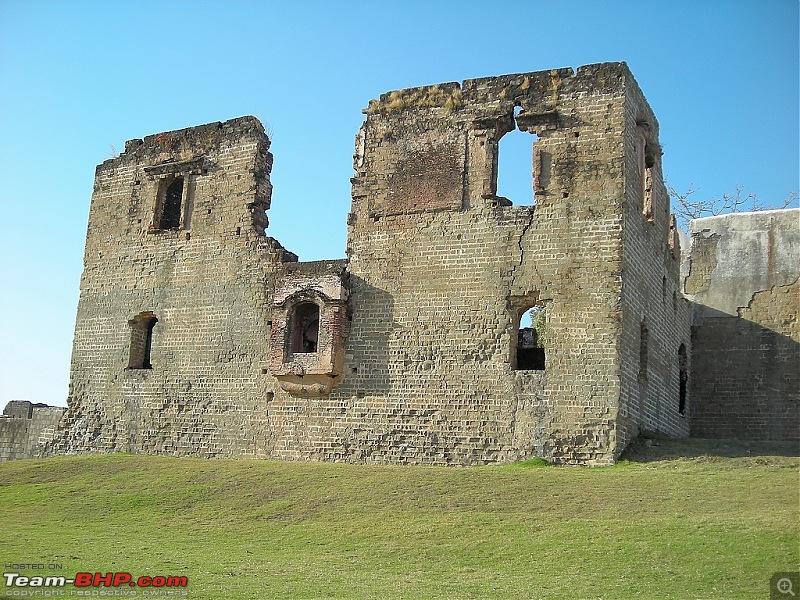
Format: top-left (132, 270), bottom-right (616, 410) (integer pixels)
top-left (0, 401), bottom-right (66, 461)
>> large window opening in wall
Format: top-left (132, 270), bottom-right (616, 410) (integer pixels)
top-left (678, 343), bottom-right (688, 415)
top-left (290, 302), bottom-right (320, 354)
top-left (156, 176), bottom-right (184, 230)
top-left (515, 305), bottom-right (546, 370)
top-left (638, 321), bottom-right (649, 381)
top-left (497, 107), bottom-right (537, 206)
top-left (128, 312), bottom-right (158, 369)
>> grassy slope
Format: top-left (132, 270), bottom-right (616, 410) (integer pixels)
top-left (0, 439), bottom-right (797, 599)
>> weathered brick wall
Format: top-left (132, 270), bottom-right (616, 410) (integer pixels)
top-left (51, 117), bottom-right (297, 457)
top-left (617, 75), bottom-right (692, 450)
top-left (685, 209), bottom-right (799, 440)
top-left (50, 64), bottom-right (691, 465)
top-left (0, 401), bottom-right (65, 461)
top-left (327, 62), bottom-right (689, 465)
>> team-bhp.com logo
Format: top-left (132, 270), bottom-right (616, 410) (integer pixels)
top-left (4, 571), bottom-right (188, 589)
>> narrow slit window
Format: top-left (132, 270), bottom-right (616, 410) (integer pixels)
top-left (128, 312), bottom-right (158, 369)
top-left (290, 302), bottom-right (320, 354)
top-left (678, 344), bottom-right (688, 415)
top-left (639, 321), bottom-right (649, 381)
top-left (636, 126), bottom-right (654, 221)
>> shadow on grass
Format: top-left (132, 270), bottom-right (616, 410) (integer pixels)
top-left (620, 434), bottom-right (800, 463)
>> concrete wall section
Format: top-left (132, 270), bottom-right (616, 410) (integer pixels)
top-left (684, 209), bottom-right (799, 440)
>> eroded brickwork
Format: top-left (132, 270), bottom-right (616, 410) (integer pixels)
top-left (617, 75), bottom-right (692, 451)
top-left (342, 64), bottom-right (690, 464)
top-left (51, 118), bottom-right (297, 457)
top-left (0, 401), bottom-right (65, 461)
top-left (46, 63), bottom-right (694, 465)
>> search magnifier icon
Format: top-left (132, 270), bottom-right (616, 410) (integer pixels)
top-left (778, 578), bottom-right (796, 596)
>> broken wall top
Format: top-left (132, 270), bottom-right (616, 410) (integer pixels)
top-left (85, 115), bottom-right (283, 254)
top-left (352, 62), bottom-right (646, 219)
top-left (685, 208), bottom-right (800, 317)
top-left (104, 116), bottom-right (268, 175)
top-left (363, 62), bottom-right (632, 120)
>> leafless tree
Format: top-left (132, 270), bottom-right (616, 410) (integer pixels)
top-left (668, 184), bottom-right (797, 230)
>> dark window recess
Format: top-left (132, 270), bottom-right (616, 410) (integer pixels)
top-left (678, 344), bottom-right (688, 415)
top-left (517, 331), bottom-right (545, 370)
top-left (290, 302), bottom-right (320, 354)
top-left (639, 321), bottom-right (649, 381)
top-left (128, 312), bottom-right (158, 369)
top-left (157, 177), bottom-right (184, 229)
top-left (515, 305), bottom-right (546, 371)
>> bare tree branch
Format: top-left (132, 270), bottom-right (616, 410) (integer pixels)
top-left (668, 184), bottom-right (799, 230)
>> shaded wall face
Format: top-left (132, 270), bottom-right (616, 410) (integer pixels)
top-left (685, 210), bottom-right (799, 440)
top-left (616, 79), bottom-right (692, 452)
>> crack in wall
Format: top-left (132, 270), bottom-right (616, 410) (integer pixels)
top-left (510, 209), bottom-right (536, 290)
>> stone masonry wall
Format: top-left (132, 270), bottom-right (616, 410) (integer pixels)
top-left (684, 209), bottom-right (799, 440)
top-left (325, 62), bottom-right (689, 465)
top-left (0, 401), bottom-right (66, 461)
top-left (617, 73), bottom-right (692, 450)
top-left (48, 64), bottom-right (691, 465)
top-left (51, 117), bottom-right (298, 457)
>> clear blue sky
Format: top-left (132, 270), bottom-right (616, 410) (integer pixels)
top-left (1, 0), bottom-right (797, 407)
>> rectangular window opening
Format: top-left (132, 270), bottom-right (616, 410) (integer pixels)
top-left (289, 302), bottom-right (320, 355)
top-left (155, 176), bottom-right (184, 230)
top-left (128, 313), bottom-right (158, 369)
top-left (637, 125), bottom-right (655, 221)
top-left (515, 305), bottom-right (546, 371)
top-left (496, 107), bottom-right (539, 207)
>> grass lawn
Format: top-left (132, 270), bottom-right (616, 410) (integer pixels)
top-left (0, 437), bottom-right (797, 599)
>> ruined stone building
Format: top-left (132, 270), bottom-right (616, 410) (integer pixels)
top-left (2, 62), bottom-right (795, 464)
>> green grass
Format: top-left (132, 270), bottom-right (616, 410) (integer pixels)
top-left (0, 438), bottom-right (797, 599)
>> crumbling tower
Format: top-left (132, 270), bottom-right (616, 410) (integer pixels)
top-left (55, 118), bottom-right (297, 455)
top-left (342, 63), bottom-right (690, 463)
